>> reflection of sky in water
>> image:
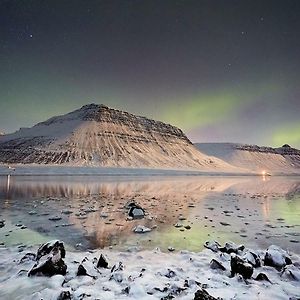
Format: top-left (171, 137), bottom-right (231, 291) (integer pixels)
top-left (0, 175), bottom-right (299, 253)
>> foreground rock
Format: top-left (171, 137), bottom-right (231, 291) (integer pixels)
top-left (126, 201), bottom-right (145, 219)
top-left (230, 254), bottom-right (253, 279)
top-left (0, 219), bottom-right (5, 228)
top-left (264, 245), bottom-right (292, 270)
top-left (28, 240), bottom-right (67, 277)
top-left (194, 289), bottom-right (219, 300)
top-left (133, 225), bottom-right (152, 233)
top-left (97, 254), bottom-right (109, 268)
top-left (37, 240), bottom-right (66, 260)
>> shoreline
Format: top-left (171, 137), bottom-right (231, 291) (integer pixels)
top-left (1, 165), bottom-right (299, 177)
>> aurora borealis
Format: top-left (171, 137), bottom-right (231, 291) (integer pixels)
top-left (0, 0), bottom-right (300, 147)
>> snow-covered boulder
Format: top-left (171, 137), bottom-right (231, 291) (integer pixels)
top-left (264, 245), bottom-right (292, 270)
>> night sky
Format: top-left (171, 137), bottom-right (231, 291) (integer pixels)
top-left (1, 0), bottom-right (300, 147)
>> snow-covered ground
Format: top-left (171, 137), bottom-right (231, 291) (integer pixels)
top-left (0, 240), bottom-right (299, 300)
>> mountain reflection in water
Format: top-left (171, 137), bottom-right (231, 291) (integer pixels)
top-left (0, 175), bottom-right (299, 253)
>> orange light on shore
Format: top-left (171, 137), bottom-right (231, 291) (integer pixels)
top-left (262, 170), bottom-right (266, 176)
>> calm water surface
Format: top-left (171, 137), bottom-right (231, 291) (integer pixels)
top-left (0, 175), bottom-right (299, 253)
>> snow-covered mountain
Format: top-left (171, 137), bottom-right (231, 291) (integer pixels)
top-left (0, 104), bottom-right (238, 171)
top-left (195, 143), bottom-right (300, 173)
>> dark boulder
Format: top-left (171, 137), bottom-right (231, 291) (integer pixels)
top-left (219, 242), bottom-right (244, 254)
top-left (76, 263), bottom-right (97, 279)
top-left (204, 241), bottom-right (221, 252)
top-left (57, 291), bottom-right (71, 300)
top-left (243, 251), bottom-right (261, 268)
top-left (0, 219), bottom-right (5, 228)
top-left (210, 259), bottom-right (226, 271)
top-left (97, 254), bottom-right (109, 268)
top-left (194, 289), bottom-right (219, 300)
top-left (281, 265), bottom-right (300, 281)
top-left (28, 256), bottom-right (67, 277)
top-left (128, 205), bottom-right (145, 219)
top-left (264, 245), bottom-right (292, 270)
top-left (20, 252), bottom-right (36, 263)
top-left (254, 273), bottom-right (272, 283)
top-left (77, 264), bottom-right (88, 276)
top-left (37, 240), bottom-right (65, 260)
top-left (28, 240), bottom-right (67, 277)
top-left (230, 254), bottom-right (253, 279)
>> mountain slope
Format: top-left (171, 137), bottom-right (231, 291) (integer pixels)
top-left (0, 104), bottom-right (238, 171)
top-left (195, 143), bottom-right (300, 173)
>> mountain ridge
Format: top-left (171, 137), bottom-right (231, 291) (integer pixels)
top-left (195, 142), bottom-right (300, 173)
top-left (0, 104), bottom-right (238, 171)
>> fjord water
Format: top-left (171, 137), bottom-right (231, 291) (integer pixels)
top-left (0, 175), bottom-right (299, 253)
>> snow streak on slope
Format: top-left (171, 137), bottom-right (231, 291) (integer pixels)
top-left (0, 104), bottom-right (238, 171)
top-left (195, 143), bottom-right (300, 173)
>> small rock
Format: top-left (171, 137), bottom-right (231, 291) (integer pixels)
top-left (126, 201), bottom-right (145, 219)
top-left (243, 251), bottom-right (261, 268)
top-left (61, 209), bottom-right (73, 215)
top-left (194, 289), bottom-right (219, 300)
top-left (231, 254), bottom-right (253, 279)
top-left (174, 223), bottom-right (183, 228)
top-left (77, 264), bottom-right (87, 276)
top-left (37, 240), bottom-right (65, 260)
top-left (204, 241), bottom-right (221, 252)
top-left (0, 220), bottom-right (5, 228)
top-left (20, 252), bottom-right (36, 263)
top-left (49, 216), bottom-right (62, 221)
top-left (57, 291), bottom-right (71, 300)
top-left (28, 255), bottom-right (67, 277)
top-left (133, 225), bottom-right (151, 233)
top-left (220, 222), bottom-right (231, 226)
top-left (97, 254), bottom-right (109, 268)
top-left (210, 259), bottom-right (226, 271)
top-left (254, 273), bottom-right (272, 283)
top-left (165, 269), bottom-right (176, 278)
top-left (281, 265), bottom-right (300, 281)
top-left (264, 245), bottom-right (292, 270)
top-left (168, 247), bottom-right (175, 252)
top-left (128, 206), bottom-right (145, 219)
top-left (219, 242), bottom-right (244, 254)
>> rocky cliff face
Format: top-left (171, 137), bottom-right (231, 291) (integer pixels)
top-left (0, 104), bottom-right (235, 170)
top-left (195, 143), bottom-right (300, 173)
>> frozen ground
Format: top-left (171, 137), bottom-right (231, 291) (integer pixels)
top-left (0, 240), bottom-right (299, 300)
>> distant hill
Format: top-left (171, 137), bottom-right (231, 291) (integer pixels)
top-left (195, 143), bottom-right (300, 174)
top-left (0, 104), bottom-right (238, 171)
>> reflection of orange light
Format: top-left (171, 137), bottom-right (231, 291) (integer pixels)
top-left (6, 174), bottom-right (10, 194)
top-left (262, 198), bottom-right (270, 219)
top-left (261, 170), bottom-right (266, 181)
